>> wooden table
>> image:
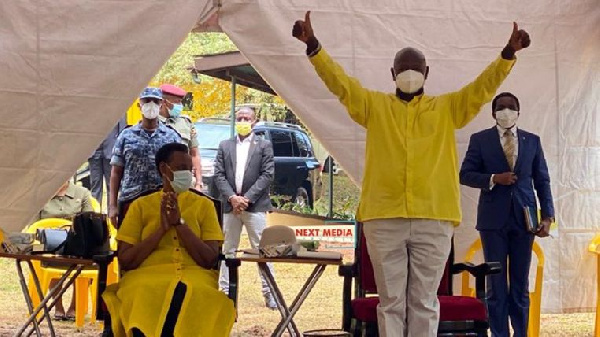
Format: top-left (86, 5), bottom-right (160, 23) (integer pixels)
top-left (238, 254), bottom-right (343, 337)
top-left (0, 252), bottom-right (113, 337)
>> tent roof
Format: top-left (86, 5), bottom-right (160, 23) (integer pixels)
top-left (192, 51), bottom-right (276, 95)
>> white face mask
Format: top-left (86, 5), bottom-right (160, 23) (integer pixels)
top-left (495, 108), bottom-right (519, 129)
top-left (141, 102), bottom-right (160, 119)
top-left (395, 69), bottom-right (425, 94)
top-left (171, 170), bottom-right (193, 194)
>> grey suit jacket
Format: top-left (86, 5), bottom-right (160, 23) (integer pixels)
top-left (214, 135), bottom-right (274, 213)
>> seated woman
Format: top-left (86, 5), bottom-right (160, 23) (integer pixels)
top-left (102, 143), bottom-right (235, 337)
top-left (38, 180), bottom-right (93, 321)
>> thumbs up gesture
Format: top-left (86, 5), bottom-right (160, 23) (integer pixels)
top-left (508, 22), bottom-right (531, 52)
top-left (292, 11), bottom-right (315, 44)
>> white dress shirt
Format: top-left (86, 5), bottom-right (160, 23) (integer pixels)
top-left (235, 134), bottom-right (253, 194)
top-left (490, 125), bottom-right (519, 189)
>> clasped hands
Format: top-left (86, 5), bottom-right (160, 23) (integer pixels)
top-left (230, 195), bottom-right (250, 215)
top-left (161, 191), bottom-right (181, 232)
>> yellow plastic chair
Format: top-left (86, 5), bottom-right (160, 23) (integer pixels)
top-left (461, 238), bottom-right (545, 337)
top-left (23, 217), bottom-right (98, 329)
top-left (24, 197), bottom-right (115, 329)
top-left (89, 197), bottom-right (101, 213)
top-left (23, 217), bottom-right (72, 305)
top-left (588, 234), bottom-right (600, 337)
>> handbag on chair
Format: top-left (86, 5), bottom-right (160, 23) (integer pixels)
top-left (62, 212), bottom-right (110, 259)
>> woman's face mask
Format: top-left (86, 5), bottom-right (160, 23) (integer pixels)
top-left (141, 102), bottom-right (160, 119)
top-left (395, 69), bottom-right (425, 94)
top-left (166, 165), bottom-right (193, 194)
top-left (495, 108), bottom-right (519, 129)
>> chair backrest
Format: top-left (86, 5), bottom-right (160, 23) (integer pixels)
top-left (355, 222), bottom-right (454, 296)
top-left (356, 223), bottom-right (377, 294)
top-left (23, 218), bottom-right (72, 234)
top-left (461, 238), bottom-right (544, 337)
top-left (528, 241), bottom-right (544, 337)
top-left (90, 196), bottom-right (101, 213)
top-left (437, 244), bottom-right (454, 296)
top-left (188, 189), bottom-right (223, 229)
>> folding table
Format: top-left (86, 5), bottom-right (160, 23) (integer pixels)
top-left (0, 252), bottom-right (113, 337)
top-left (239, 254), bottom-right (342, 337)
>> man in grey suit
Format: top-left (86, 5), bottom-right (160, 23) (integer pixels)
top-left (88, 116), bottom-right (127, 208)
top-left (214, 107), bottom-right (277, 309)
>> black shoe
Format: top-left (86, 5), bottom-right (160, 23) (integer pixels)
top-left (101, 314), bottom-right (114, 337)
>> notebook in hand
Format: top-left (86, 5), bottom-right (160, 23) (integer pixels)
top-left (523, 206), bottom-right (539, 233)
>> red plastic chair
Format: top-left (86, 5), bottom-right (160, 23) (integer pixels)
top-left (339, 223), bottom-right (500, 336)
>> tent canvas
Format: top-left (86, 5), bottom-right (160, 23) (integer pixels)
top-left (0, 0), bottom-right (598, 313)
top-left (217, 0), bottom-right (600, 313)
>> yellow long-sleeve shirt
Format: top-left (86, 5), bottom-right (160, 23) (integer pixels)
top-left (310, 48), bottom-right (515, 224)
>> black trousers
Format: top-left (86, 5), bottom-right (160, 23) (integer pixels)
top-left (116, 200), bottom-right (133, 229)
top-left (88, 155), bottom-right (112, 208)
top-left (103, 282), bottom-right (187, 337)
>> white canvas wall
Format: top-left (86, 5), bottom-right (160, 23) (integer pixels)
top-left (219, 0), bottom-right (600, 312)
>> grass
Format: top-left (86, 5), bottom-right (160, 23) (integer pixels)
top-left (314, 173), bottom-right (361, 219)
top-left (0, 243), bottom-right (595, 336)
top-left (0, 174), bottom-right (595, 336)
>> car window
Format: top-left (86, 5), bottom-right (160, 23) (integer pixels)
top-left (270, 130), bottom-right (293, 157)
top-left (254, 130), bottom-right (267, 141)
top-left (301, 133), bottom-right (314, 157)
top-left (294, 132), bottom-right (310, 157)
top-left (195, 123), bottom-right (231, 149)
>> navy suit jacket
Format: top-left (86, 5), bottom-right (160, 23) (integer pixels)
top-left (460, 127), bottom-right (554, 231)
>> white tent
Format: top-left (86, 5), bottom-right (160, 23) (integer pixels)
top-left (0, 0), bottom-right (598, 313)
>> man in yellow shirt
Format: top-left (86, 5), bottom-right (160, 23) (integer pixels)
top-left (293, 11), bottom-right (530, 337)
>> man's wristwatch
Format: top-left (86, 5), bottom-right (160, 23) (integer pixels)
top-left (174, 218), bottom-right (185, 227)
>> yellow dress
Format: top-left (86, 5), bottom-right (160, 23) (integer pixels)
top-left (102, 191), bottom-right (235, 337)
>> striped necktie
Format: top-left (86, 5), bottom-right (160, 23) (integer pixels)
top-left (503, 129), bottom-right (515, 170)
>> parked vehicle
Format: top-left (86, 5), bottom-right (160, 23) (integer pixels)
top-left (195, 118), bottom-right (323, 208)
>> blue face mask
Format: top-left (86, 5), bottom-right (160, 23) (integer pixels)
top-left (169, 103), bottom-right (183, 118)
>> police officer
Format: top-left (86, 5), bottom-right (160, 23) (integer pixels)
top-left (159, 84), bottom-right (203, 190)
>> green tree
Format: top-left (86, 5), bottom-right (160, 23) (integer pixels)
top-left (148, 32), bottom-right (285, 122)
top-left (152, 33), bottom-right (237, 86)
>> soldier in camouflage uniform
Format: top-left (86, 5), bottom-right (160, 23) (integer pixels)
top-left (159, 84), bottom-right (203, 190)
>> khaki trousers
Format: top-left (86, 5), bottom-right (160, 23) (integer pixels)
top-left (363, 218), bottom-right (454, 337)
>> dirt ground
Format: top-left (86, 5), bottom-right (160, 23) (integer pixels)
top-left (0, 238), bottom-right (594, 336)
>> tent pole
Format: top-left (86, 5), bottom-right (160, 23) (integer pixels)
top-left (328, 157), bottom-right (334, 218)
top-left (230, 76), bottom-right (237, 137)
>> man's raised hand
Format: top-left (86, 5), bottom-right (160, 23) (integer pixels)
top-left (508, 22), bottom-right (531, 52)
top-left (292, 11), bottom-right (314, 43)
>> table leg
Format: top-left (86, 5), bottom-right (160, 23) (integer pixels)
top-left (257, 262), bottom-right (300, 337)
top-left (95, 260), bottom-right (109, 321)
top-left (272, 264), bottom-right (327, 337)
top-left (20, 266), bottom-right (84, 337)
top-left (26, 261), bottom-right (57, 334)
top-left (25, 266), bottom-right (83, 337)
top-left (15, 260), bottom-right (43, 337)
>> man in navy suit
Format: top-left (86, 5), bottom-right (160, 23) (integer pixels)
top-left (460, 92), bottom-right (554, 337)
